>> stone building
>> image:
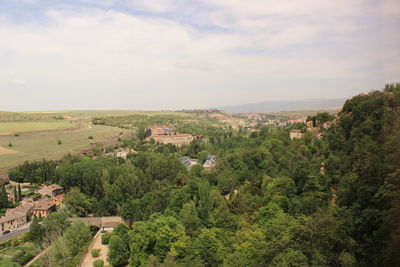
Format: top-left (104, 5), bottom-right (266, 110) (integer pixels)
top-left (151, 134), bottom-right (194, 146)
top-left (290, 130), bottom-right (304, 140)
top-left (0, 203), bottom-right (33, 233)
top-left (33, 199), bottom-right (56, 218)
top-left (38, 184), bottom-right (63, 198)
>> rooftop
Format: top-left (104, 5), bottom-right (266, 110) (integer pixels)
top-left (153, 133), bottom-right (192, 138)
top-left (34, 199), bottom-right (55, 211)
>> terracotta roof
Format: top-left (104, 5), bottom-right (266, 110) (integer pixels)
top-left (52, 194), bottom-right (65, 203)
top-left (0, 211), bottom-right (25, 223)
top-left (0, 203), bottom-right (33, 223)
top-left (34, 199), bottom-right (55, 211)
top-left (46, 184), bottom-right (63, 191)
top-left (153, 134), bottom-right (193, 138)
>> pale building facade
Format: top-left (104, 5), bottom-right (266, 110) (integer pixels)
top-left (290, 130), bottom-right (304, 140)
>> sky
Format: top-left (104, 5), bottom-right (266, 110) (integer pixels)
top-left (0, 0), bottom-right (399, 111)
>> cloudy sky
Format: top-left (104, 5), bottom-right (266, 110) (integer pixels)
top-left (0, 0), bottom-right (399, 111)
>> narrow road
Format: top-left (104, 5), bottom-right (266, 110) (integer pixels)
top-left (0, 222), bottom-right (31, 242)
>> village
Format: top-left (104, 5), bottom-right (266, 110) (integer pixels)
top-left (0, 183), bottom-right (64, 236)
top-left (0, 117), bottom-right (325, 237)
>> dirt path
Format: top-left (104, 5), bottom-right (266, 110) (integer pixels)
top-left (79, 230), bottom-right (110, 267)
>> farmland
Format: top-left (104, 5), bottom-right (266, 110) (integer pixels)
top-left (0, 124), bottom-right (122, 169)
top-left (0, 111), bottom-right (143, 175)
top-left (0, 110), bottom-right (206, 176)
top-left (0, 109), bottom-right (237, 176)
top-left (0, 121), bottom-right (76, 135)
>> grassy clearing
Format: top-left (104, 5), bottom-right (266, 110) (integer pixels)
top-left (0, 110), bottom-right (189, 174)
top-left (0, 124), bottom-right (123, 170)
top-left (0, 121), bottom-right (76, 135)
top-left (0, 240), bottom-right (39, 266)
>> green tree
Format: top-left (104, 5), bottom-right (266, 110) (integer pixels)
top-left (129, 214), bottom-right (188, 266)
top-left (13, 186), bottom-right (17, 203)
top-left (271, 248), bottom-right (308, 267)
top-left (26, 217), bottom-right (44, 246)
top-left (63, 220), bottom-right (91, 256)
top-left (108, 235), bottom-right (129, 267)
top-left (64, 187), bottom-right (92, 217)
top-left (17, 183), bottom-right (22, 202)
top-left (223, 223), bottom-right (267, 267)
top-left (197, 150), bottom-right (209, 164)
top-left (42, 211), bottom-right (69, 240)
top-left (180, 202), bottom-right (201, 236)
top-left (191, 228), bottom-right (227, 267)
top-left (197, 181), bottom-right (214, 225)
top-left (0, 184), bottom-right (9, 208)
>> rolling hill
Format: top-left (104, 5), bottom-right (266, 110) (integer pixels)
top-left (217, 98), bottom-right (346, 113)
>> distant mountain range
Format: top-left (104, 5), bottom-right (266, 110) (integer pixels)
top-left (217, 98), bottom-right (347, 113)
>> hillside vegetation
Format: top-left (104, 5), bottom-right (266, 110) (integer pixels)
top-left (7, 83), bottom-right (400, 267)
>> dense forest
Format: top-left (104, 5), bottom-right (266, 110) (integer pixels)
top-left (7, 83), bottom-right (400, 267)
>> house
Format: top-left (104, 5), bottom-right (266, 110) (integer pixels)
top-left (38, 184), bottom-right (63, 198)
top-left (178, 157), bottom-right (198, 169)
top-left (21, 194), bottom-right (41, 204)
top-left (51, 194), bottom-right (65, 207)
top-left (146, 126), bottom-right (195, 146)
top-left (33, 199), bottom-right (56, 218)
top-left (150, 134), bottom-right (194, 146)
top-left (116, 149), bottom-right (137, 159)
top-left (290, 130), bottom-right (303, 140)
top-left (203, 155), bottom-right (217, 171)
top-left (0, 203), bottom-right (33, 233)
top-left (0, 211), bottom-right (26, 233)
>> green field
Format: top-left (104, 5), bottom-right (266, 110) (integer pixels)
top-left (0, 121), bottom-right (76, 134)
top-left (0, 239), bottom-right (39, 266)
top-left (0, 124), bottom-right (123, 170)
top-left (0, 110), bottom-right (199, 175)
top-left (0, 110), bottom-right (188, 120)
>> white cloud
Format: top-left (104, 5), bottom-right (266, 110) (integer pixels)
top-left (0, 1), bottom-right (399, 110)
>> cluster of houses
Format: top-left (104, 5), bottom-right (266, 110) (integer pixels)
top-left (290, 119), bottom-right (330, 140)
top-left (179, 154), bottom-right (217, 171)
top-left (0, 183), bottom-right (64, 234)
top-left (145, 127), bottom-right (196, 146)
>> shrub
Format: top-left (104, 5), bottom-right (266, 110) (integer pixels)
top-left (101, 232), bottom-right (113, 245)
top-left (91, 248), bottom-right (101, 257)
top-left (93, 259), bottom-right (104, 267)
top-left (88, 136), bottom-right (94, 139)
top-left (8, 142), bottom-right (12, 147)
top-left (12, 250), bottom-right (34, 265)
top-left (57, 140), bottom-right (62, 145)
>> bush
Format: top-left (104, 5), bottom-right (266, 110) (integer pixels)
top-left (8, 142), bottom-right (12, 147)
top-left (88, 136), bottom-right (94, 139)
top-left (57, 140), bottom-right (62, 145)
top-left (93, 259), bottom-right (104, 267)
top-left (12, 250), bottom-right (34, 265)
top-left (101, 232), bottom-right (113, 245)
top-left (91, 248), bottom-right (101, 257)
